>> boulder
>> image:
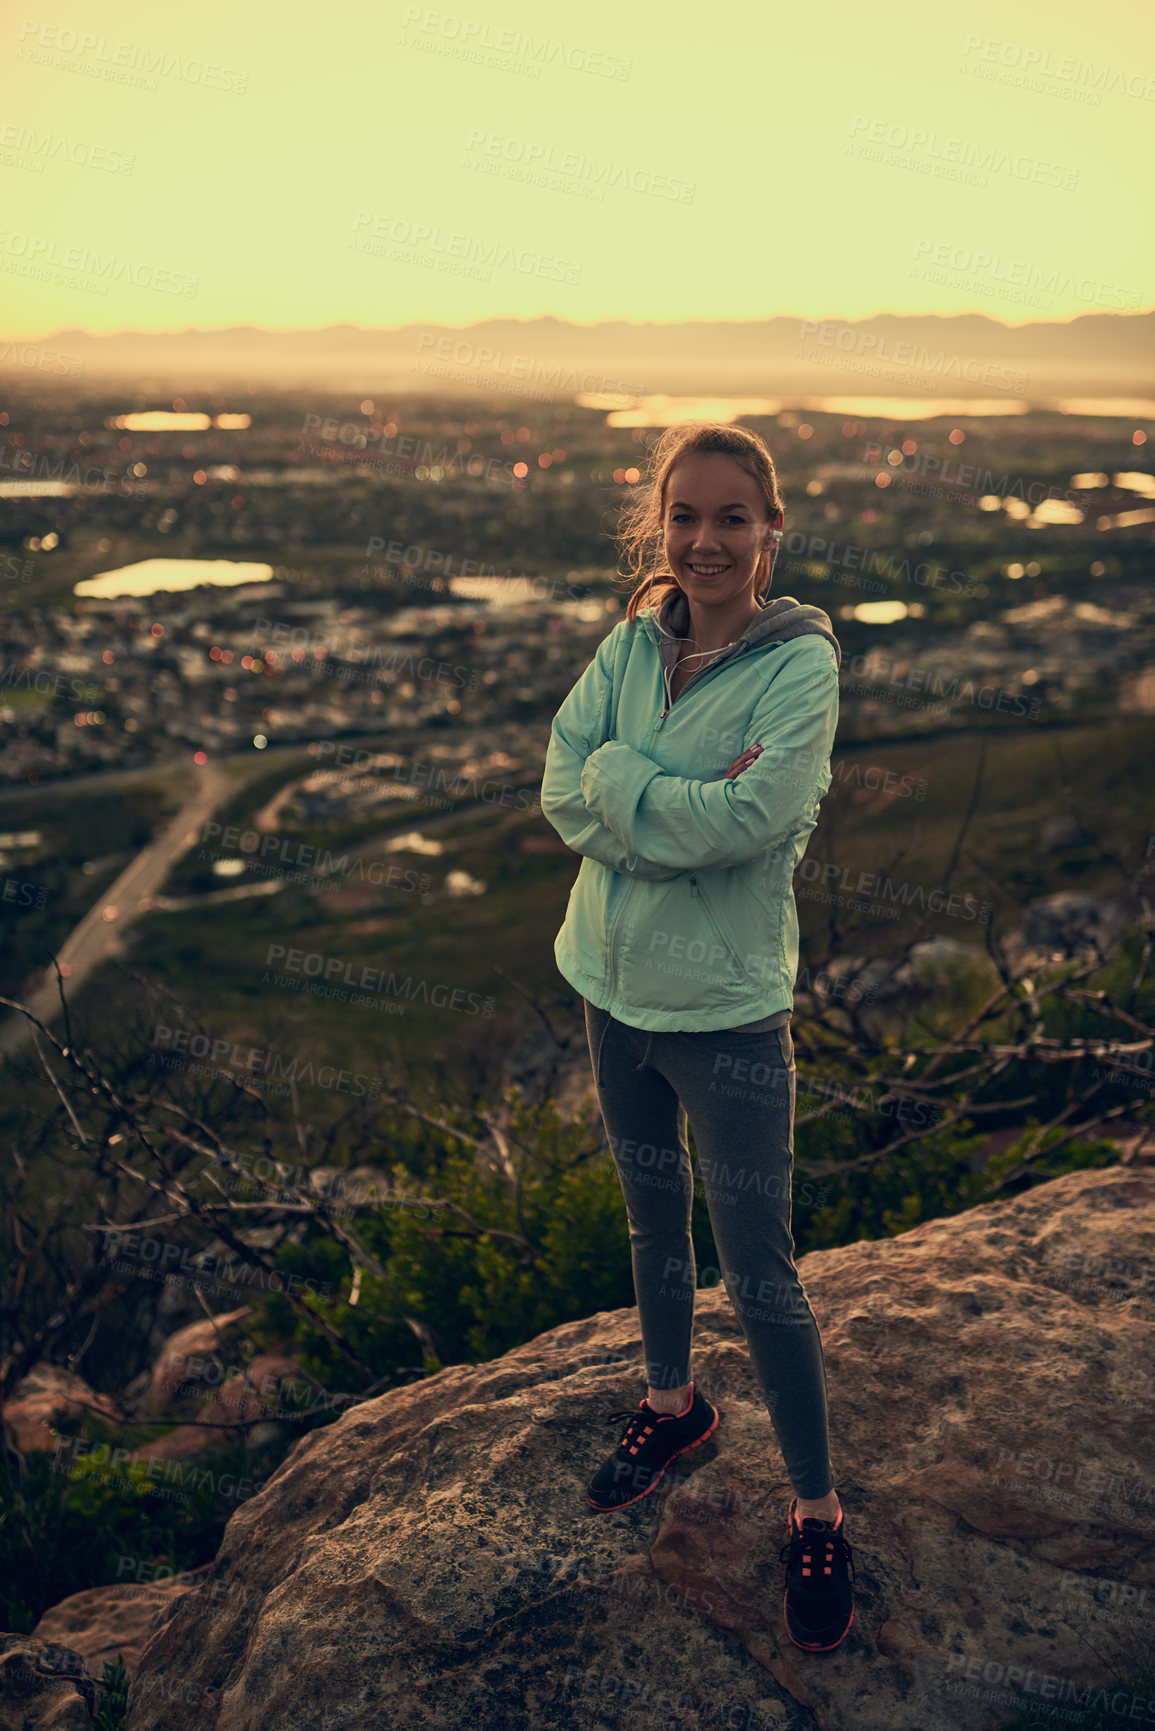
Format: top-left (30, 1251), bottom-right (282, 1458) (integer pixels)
top-left (195, 1353), bottom-right (303, 1429)
top-left (141, 1249), bottom-right (248, 1360)
top-left (893, 937), bottom-right (993, 995)
top-left (127, 1341), bottom-right (305, 1468)
top-left (33, 1579), bottom-right (200, 1677)
top-left (0, 1637), bottom-right (94, 1728)
top-left (126, 1166), bottom-right (1155, 1731)
top-left (1020, 891), bottom-right (1134, 958)
top-left (305, 1167), bottom-right (403, 1209)
top-left (2, 1366), bottom-right (121, 1455)
top-left (140, 1306), bottom-right (253, 1416)
top-left (1041, 815), bottom-right (1089, 851)
top-left (498, 1014), bottom-right (593, 1116)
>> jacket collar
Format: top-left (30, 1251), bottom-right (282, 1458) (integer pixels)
top-left (635, 584), bottom-right (842, 671)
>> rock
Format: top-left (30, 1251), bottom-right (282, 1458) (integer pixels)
top-left (118, 1306), bottom-right (269, 1470)
top-left (1041, 814), bottom-right (1089, 851)
top-left (498, 1014), bottom-right (596, 1118)
top-left (1020, 891), bottom-right (1133, 958)
top-left (141, 1250), bottom-right (245, 1361)
top-left (305, 1167), bottom-right (399, 1209)
top-left (0, 1637), bottom-right (95, 1728)
top-left (33, 1579), bottom-right (200, 1677)
top-left (799, 952), bottom-right (894, 1008)
top-left (141, 1306), bottom-right (253, 1416)
top-left (195, 1353), bottom-right (303, 1429)
top-left (894, 937), bottom-right (992, 992)
top-left (126, 1166), bottom-right (1155, 1731)
top-left (551, 1060), bottom-right (600, 1122)
top-left (444, 868), bottom-right (486, 896)
top-left (125, 1424), bottom-right (220, 1468)
top-left (127, 1349), bottom-right (308, 1471)
top-left (2, 1366), bottom-right (121, 1455)
top-left (1003, 890), bottom-right (1138, 974)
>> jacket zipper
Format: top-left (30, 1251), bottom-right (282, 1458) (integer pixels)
top-left (612, 638), bottom-right (755, 999)
top-left (645, 640), bottom-right (751, 755)
top-left (643, 660), bottom-right (672, 751)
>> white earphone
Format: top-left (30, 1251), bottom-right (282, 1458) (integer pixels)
top-left (759, 525), bottom-right (784, 596)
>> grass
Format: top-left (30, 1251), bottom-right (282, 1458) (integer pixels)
top-left (0, 1430), bottom-right (260, 1632)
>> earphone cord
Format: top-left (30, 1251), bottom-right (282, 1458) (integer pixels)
top-left (676, 642), bottom-right (736, 663)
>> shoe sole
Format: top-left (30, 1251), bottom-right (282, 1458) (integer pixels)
top-left (781, 1594), bottom-right (854, 1652)
top-left (586, 1406), bottom-right (720, 1512)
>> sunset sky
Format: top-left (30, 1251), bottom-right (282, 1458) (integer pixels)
top-left (3, 0), bottom-right (1150, 336)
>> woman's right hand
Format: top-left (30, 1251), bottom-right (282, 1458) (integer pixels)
top-left (722, 744), bottom-right (762, 779)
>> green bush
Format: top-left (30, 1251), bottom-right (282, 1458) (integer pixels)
top-left (93, 1655), bottom-right (130, 1731)
top-left (246, 1073), bottom-right (1127, 1410)
top-left (249, 1089), bottom-right (647, 1385)
top-left (0, 1429), bottom-right (264, 1632)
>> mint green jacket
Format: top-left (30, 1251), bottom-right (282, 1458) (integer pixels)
top-left (540, 591), bottom-right (840, 1031)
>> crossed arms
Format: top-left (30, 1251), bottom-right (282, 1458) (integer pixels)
top-left (540, 628), bottom-right (839, 877)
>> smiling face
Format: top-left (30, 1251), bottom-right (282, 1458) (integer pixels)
top-left (661, 451), bottom-right (783, 614)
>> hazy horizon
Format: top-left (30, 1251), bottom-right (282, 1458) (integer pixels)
top-left (9, 307), bottom-right (1148, 401)
top-left (13, 308), bottom-right (1155, 342)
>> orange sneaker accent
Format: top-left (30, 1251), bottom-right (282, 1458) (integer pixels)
top-left (587, 1390), bottom-right (719, 1512)
top-left (780, 1496), bottom-right (856, 1652)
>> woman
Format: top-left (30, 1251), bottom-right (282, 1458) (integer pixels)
top-left (539, 422), bottom-right (855, 1652)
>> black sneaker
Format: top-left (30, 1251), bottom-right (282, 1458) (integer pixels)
top-left (779, 1497), bottom-right (856, 1651)
top-left (587, 1382), bottom-right (719, 1512)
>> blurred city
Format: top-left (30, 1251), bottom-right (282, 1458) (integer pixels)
top-left (1, 381), bottom-right (1152, 1101)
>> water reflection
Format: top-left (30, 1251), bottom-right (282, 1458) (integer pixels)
top-left (850, 600), bottom-right (909, 625)
top-left (0, 480), bottom-right (76, 497)
top-left (107, 412), bottom-right (252, 430)
top-left (75, 558), bottom-right (274, 599)
top-left (575, 393), bottom-right (1155, 426)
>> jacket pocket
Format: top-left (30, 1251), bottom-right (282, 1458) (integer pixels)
top-left (615, 875), bottom-right (748, 1019)
top-left (689, 876), bottom-right (747, 983)
top-left (693, 869), bottom-right (784, 996)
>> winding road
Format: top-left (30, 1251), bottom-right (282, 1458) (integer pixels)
top-left (0, 728), bottom-right (544, 1063)
top-left (0, 762), bottom-right (237, 1061)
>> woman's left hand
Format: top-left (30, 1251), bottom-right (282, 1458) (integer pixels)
top-left (722, 744), bottom-right (762, 779)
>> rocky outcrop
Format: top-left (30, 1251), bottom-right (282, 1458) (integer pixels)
top-left (139, 1307), bottom-right (254, 1416)
top-left (113, 1306), bottom-right (302, 1466)
top-left (0, 1638), bottom-right (95, 1729)
top-left (0, 1568), bottom-right (202, 1725)
top-left (124, 1165), bottom-right (1155, 1731)
top-left (125, 1345), bottom-right (303, 1468)
top-left (32, 1579), bottom-right (200, 1679)
top-left (2, 1365), bottom-right (122, 1455)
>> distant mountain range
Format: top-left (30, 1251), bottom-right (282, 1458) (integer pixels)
top-left (6, 311), bottom-right (1153, 399)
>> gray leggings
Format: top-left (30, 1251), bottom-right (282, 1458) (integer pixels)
top-left (583, 999), bottom-right (835, 1500)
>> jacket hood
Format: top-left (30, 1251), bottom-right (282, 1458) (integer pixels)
top-left (638, 585), bottom-right (842, 675)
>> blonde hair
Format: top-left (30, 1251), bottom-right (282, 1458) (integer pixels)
top-left (614, 422), bottom-right (785, 624)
